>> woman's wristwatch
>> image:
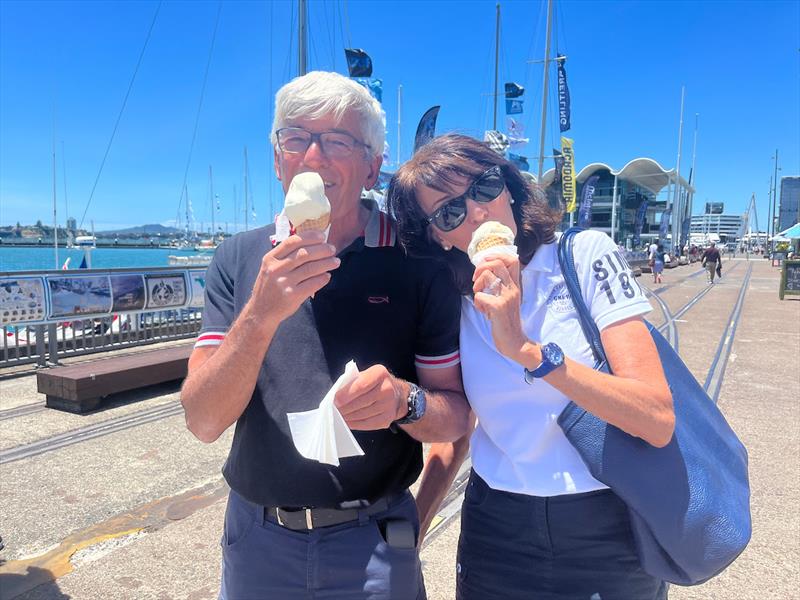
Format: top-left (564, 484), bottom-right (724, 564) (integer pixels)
top-left (524, 342), bottom-right (565, 383)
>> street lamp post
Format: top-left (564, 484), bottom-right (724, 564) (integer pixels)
top-left (771, 150), bottom-right (779, 238)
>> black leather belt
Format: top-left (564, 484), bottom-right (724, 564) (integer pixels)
top-left (266, 495), bottom-right (392, 531)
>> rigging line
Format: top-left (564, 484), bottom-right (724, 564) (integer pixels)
top-left (283, 0), bottom-right (296, 82)
top-left (174, 0), bottom-right (223, 231)
top-left (268, 0), bottom-right (274, 221)
top-left (78, 0), bottom-right (162, 229)
top-left (317, 0), bottom-right (336, 71)
top-left (342, 0), bottom-right (352, 49)
top-left (524, 0), bottom-right (546, 140)
top-left (61, 141), bottom-right (68, 231)
top-left (309, 7), bottom-right (322, 70)
top-left (324, 0), bottom-right (336, 70)
top-left (336, 0), bottom-right (347, 59)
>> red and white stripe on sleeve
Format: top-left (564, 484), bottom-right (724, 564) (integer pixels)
top-left (414, 350), bottom-right (460, 370)
top-left (194, 331), bottom-right (226, 348)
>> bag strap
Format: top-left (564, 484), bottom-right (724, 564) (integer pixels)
top-left (556, 227), bottom-right (610, 369)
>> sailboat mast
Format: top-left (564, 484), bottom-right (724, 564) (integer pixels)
top-left (537, 0), bottom-right (554, 180)
top-left (672, 86), bottom-right (685, 250)
top-left (298, 0), bottom-right (308, 76)
top-left (184, 184), bottom-right (190, 241)
top-left (209, 165), bottom-right (215, 237)
top-left (61, 140), bottom-right (71, 246)
top-left (244, 146), bottom-right (249, 232)
top-left (52, 107), bottom-right (59, 267)
top-left (687, 113), bottom-right (698, 224)
top-left (493, 3), bottom-right (500, 131)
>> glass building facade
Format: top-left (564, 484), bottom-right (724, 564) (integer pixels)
top-left (549, 159), bottom-right (692, 252)
top-left (778, 176), bottom-right (799, 232)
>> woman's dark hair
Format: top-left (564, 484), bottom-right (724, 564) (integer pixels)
top-left (386, 133), bottom-right (563, 292)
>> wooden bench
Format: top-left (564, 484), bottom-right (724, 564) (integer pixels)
top-left (37, 345), bottom-right (193, 413)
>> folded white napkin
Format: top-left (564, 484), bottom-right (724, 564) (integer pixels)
top-left (286, 360), bottom-right (365, 466)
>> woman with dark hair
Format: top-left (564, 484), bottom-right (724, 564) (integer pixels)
top-left (388, 134), bottom-right (674, 600)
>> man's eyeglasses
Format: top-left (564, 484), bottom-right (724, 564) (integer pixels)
top-left (425, 166), bottom-right (506, 232)
top-left (276, 127), bottom-right (370, 159)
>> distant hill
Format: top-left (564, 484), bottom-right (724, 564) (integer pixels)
top-left (96, 224), bottom-right (182, 236)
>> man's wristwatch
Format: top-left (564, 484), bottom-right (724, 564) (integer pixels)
top-left (524, 342), bottom-right (565, 383)
top-left (396, 382), bottom-right (427, 425)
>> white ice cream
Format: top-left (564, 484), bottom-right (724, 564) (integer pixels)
top-left (284, 172), bottom-right (331, 225)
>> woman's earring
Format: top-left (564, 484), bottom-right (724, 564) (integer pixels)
top-left (440, 241), bottom-right (453, 251)
top-left (510, 197), bottom-right (515, 205)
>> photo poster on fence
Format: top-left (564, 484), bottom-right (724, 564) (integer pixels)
top-left (48, 275), bottom-right (113, 319)
top-left (0, 277), bottom-right (47, 326)
top-left (145, 273), bottom-right (187, 309)
top-left (111, 274), bottom-right (146, 312)
top-left (188, 270), bottom-right (207, 308)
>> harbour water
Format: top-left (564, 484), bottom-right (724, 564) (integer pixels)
top-left (0, 247), bottom-right (201, 272)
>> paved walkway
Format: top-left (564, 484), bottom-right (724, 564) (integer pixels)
top-left (0, 256), bottom-right (797, 599)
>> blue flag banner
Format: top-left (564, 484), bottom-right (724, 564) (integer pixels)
top-left (414, 106), bottom-right (440, 153)
top-left (578, 174), bottom-right (600, 228)
top-left (659, 208), bottom-right (672, 239)
top-left (355, 78), bottom-right (382, 102)
top-left (681, 216), bottom-right (691, 250)
top-left (505, 82), bottom-right (524, 98)
top-left (506, 99), bottom-right (524, 115)
top-left (557, 54), bottom-right (571, 132)
top-left (344, 48), bottom-right (372, 78)
top-left (634, 200), bottom-right (649, 248)
top-left (509, 153), bottom-right (529, 172)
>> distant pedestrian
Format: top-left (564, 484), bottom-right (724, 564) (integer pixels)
top-left (652, 243), bottom-right (666, 284)
top-left (701, 242), bottom-right (722, 284)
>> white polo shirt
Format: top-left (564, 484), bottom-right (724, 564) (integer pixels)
top-left (461, 230), bottom-right (652, 497)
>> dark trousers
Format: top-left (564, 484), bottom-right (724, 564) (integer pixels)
top-left (456, 471), bottom-right (668, 600)
top-left (220, 489), bottom-right (426, 600)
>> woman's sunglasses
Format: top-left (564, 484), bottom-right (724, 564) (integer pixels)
top-left (425, 166), bottom-right (506, 232)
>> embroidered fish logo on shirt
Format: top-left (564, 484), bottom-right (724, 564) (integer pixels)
top-left (367, 296), bottom-right (390, 304)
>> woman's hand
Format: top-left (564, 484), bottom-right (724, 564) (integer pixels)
top-left (472, 254), bottom-right (529, 361)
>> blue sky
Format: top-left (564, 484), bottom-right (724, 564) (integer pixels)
top-left (1, 0), bottom-right (798, 232)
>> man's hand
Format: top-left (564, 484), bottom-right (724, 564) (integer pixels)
top-left (251, 231), bottom-right (340, 325)
top-left (334, 365), bottom-right (408, 430)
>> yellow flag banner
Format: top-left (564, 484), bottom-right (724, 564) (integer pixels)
top-left (561, 136), bottom-right (576, 213)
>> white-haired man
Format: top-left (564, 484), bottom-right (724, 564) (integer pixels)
top-left (181, 71), bottom-right (470, 599)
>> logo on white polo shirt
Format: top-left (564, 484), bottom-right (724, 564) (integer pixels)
top-left (546, 282), bottom-right (574, 314)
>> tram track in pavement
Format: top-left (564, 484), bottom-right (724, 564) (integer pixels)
top-left (0, 400), bottom-right (184, 465)
top-left (0, 401), bottom-right (46, 422)
top-left (423, 261), bottom-right (752, 549)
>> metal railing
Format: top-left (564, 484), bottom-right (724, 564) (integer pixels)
top-left (2, 309), bottom-right (202, 370)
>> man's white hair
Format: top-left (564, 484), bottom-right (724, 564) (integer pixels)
top-left (270, 71), bottom-right (385, 159)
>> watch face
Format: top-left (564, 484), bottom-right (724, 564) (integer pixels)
top-left (543, 343), bottom-right (564, 367)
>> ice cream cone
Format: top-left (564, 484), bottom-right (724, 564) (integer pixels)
top-left (294, 214), bottom-right (330, 233)
top-left (475, 235), bottom-right (511, 254)
top-left (467, 221), bottom-right (516, 263)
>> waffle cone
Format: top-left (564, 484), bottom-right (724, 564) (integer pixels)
top-left (294, 215), bottom-right (330, 233)
top-left (475, 235), bottom-right (510, 253)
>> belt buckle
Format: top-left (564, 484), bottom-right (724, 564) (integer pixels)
top-left (275, 507), bottom-right (313, 530)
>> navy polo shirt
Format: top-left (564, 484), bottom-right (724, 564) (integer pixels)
top-left (195, 203), bottom-right (461, 508)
